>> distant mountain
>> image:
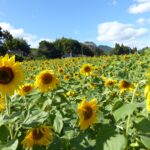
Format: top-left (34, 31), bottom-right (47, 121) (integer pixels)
top-left (98, 45), bottom-right (113, 53)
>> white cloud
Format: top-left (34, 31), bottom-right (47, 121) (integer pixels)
top-left (0, 22), bottom-right (53, 48)
top-left (137, 18), bottom-right (145, 24)
top-left (137, 17), bottom-right (150, 25)
top-left (120, 40), bottom-right (150, 49)
top-left (97, 21), bottom-right (148, 41)
top-left (97, 21), bottom-right (149, 49)
top-left (129, 0), bottom-right (150, 14)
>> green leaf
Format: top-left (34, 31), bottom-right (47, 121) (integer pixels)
top-left (140, 135), bottom-right (150, 149)
top-left (112, 101), bottom-right (123, 112)
top-left (134, 118), bottom-right (150, 133)
top-left (96, 124), bottom-right (116, 150)
top-left (104, 134), bottom-right (127, 150)
top-left (0, 115), bottom-right (5, 126)
top-left (63, 130), bottom-right (77, 140)
top-left (0, 139), bottom-right (18, 150)
top-left (23, 111), bottom-right (48, 127)
top-left (53, 111), bottom-right (63, 133)
top-left (0, 125), bottom-right (9, 141)
top-left (113, 103), bottom-right (137, 121)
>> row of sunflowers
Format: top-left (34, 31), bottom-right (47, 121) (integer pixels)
top-left (0, 53), bottom-right (150, 149)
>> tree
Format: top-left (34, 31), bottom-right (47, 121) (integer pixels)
top-left (54, 37), bottom-right (81, 56)
top-left (110, 43), bottom-right (132, 55)
top-left (0, 26), bottom-right (13, 55)
top-left (38, 40), bottom-right (62, 58)
top-left (95, 47), bottom-right (104, 56)
top-left (3, 38), bottom-right (30, 56)
top-left (81, 44), bottom-right (94, 56)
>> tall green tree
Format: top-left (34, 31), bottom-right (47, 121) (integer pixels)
top-left (81, 44), bottom-right (94, 56)
top-left (0, 26), bottom-right (13, 55)
top-left (110, 43), bottom-right (132, 55)
top-left (54, 37), bottom-right (81, 56)
top-left (38, 40), bottom-right (62, 58)
top-left (3, 38), bottom-right (30, 56)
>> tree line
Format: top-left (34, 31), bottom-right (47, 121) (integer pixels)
top-left (0, 26), bottom-right (147, 60)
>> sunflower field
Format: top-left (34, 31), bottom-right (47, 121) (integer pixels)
top-left (0, 51), bottom-right (150, 150)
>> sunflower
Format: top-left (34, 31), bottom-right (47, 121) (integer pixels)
top-left (58, 68), bottom-right (64, 74)
top-left (89, 82), bottom-right (97, 89)
top-left (119, 80), bottom-right (134, 93)
top-left (64, 74), bottom-right (70, 81)
top-left (144, 84), bottom-right (150, 111)
top-left (66, 90), bottom-right (76, 97)
top-left (104, 79), bottom-right (116, 87)
top-left (144, 84), bottom-right (150, 98)
top-left (80, 64), bottom-right (93, 76)
top-left (73, 73), bottom-right (79, 79)
top-left (77, 98), bottom-right (98, 130)
top-left (0, 54), bottom-right (24, 95)
top-left (35, 70), bottom-right (59, 93)
top-left (0, 94), bottom-right (5, 112)
top-left (22, 125), bottom-right (53, 148)
top-left (101, 74), bottom-right (107, 81)
top-left (17, 83), bottom-right (34, 96)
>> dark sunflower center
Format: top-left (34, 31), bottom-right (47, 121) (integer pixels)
top-left (32, 129), bottom-right (43, 140)
top-left (23, 85), bottom-right (31, 92)
top-left (83, 106), bottom-right (93, 120)
top-left (108, 81), bottom-right (114, 86)
top-left (59, 69), bottom-right (63, 73)
top-left (42, 73), bottom-right (53, 84)
top-left (122, 81), bottom-right (130, 88)
top-left (84, 67), bottom-right (91, 72)
top-left (0, 67), bottom-right (14, 84)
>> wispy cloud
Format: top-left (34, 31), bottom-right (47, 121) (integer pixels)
top-left (129, 0), bottom-right (150, 14)
top-left (137, 17), bottom-right (150, 25)
top-left (112, 0), bottom-right (117, 5)
top-left (0, 22), bottom-right (53, 48)
top-left (137, 18), bottom-right (145, 25)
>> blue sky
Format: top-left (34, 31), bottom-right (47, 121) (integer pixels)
top-left (0, 0), bottom-right (150, 48)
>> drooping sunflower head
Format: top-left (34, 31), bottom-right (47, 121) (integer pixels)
top-left (119, 80), bottom-right (134, 93)
top-left (0, 94), bottom-right (5, 112)
top-left (104, 79), bottom-right (116, 87)
top-left (17, 83), bottom-right (34, 96)
top-left (80, 64), bottom-right (93, 76)
top-left (77, 98), bottom-right (98, 130)
top-left (89, 82), bottom-right (97, 89)
top-left (22, 125), bottom-right (53, 148)
top-left (0, 54), bottom-right (24, 95)
top-left (35, 70), bottom-right (59, 93)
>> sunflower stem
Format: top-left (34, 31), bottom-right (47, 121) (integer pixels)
top-left (5, 94), bottom-right (13, 140)
top-left (126, 80), bottom-right (146, 136)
